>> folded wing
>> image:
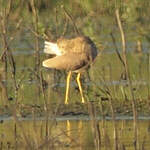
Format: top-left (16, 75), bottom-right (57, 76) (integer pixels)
top-left (42, 52), bottom-right (88, 71)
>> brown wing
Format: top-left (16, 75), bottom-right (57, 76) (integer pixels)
top-left (42, 52), bottom-right (89, 71)
top-left (57, 36), bottom-right (97, 56)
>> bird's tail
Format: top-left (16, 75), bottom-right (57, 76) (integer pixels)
top-left (44, 41), bottom-right (61, 55)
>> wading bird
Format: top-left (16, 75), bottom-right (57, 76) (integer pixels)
top-left (43, 36), bottom-right (97, 104)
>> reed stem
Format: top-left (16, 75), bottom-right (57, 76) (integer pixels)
top-left (115, 9), bottom-right (138, 150)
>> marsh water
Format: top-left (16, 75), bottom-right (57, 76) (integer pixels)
top-left (0, 117), bottom-right (150, 150)
top-left (0, 0), bottom-right (150, 149)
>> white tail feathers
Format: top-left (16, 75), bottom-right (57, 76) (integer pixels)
top-left (44, 41), bottom-right (61, 56)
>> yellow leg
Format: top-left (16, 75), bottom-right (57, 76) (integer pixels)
top-left (65, 71), bottom-right (72, 104)
top-left (67, 120), bottom-right (71, 137)
top-left (76, 73), bottom-right (85, 103)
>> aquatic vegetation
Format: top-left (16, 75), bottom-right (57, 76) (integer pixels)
top-left (0, 0), bottom-right (150, 149)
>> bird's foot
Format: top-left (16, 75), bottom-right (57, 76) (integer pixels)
top-left (81, 97), bottom-right (85, 103)
top-left (65, 99), bottom-right (68, 105)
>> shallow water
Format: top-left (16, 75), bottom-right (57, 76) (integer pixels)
top-left (0, 1), bottom-right (150, 149)
top-left (0, 118), bottom-right (150, 150)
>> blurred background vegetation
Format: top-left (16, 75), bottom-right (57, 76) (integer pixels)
top-left (0, 0), bottom-right (150, 149)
